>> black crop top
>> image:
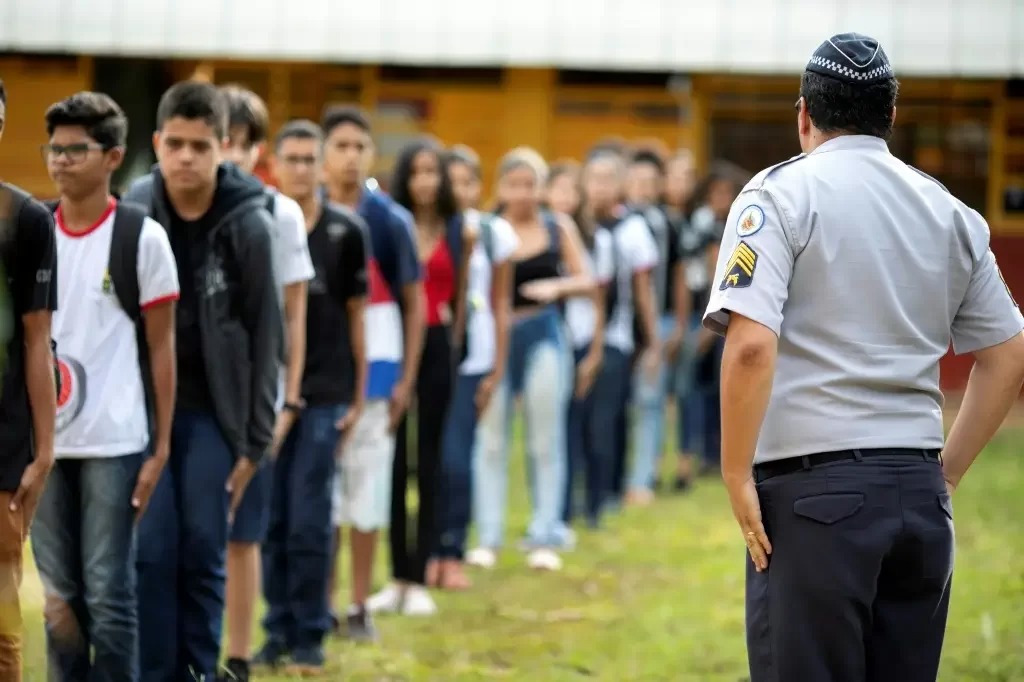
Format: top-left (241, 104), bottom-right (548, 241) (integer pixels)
top-left (511, 214), bottom-right (562, 309)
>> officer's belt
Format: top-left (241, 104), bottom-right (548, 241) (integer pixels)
top-left (754, 448), bottom-right (941, 482)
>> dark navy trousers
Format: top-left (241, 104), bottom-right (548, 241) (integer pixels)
top-left (747, 451), bottom-right (953, 682)
top-left (136, 410), bottom-right (234, 682)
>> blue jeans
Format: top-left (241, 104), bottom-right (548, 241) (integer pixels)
top-left (474, 307), bottom-right (573, 549)
top-left (674, 314), bottom-right (706, 456)
top-left (136, 410), bottom-right (234, 682)
top-left (436, 373), bottom-right (485, 560)
top-left (32, 453), bottom-right (143, 682)
top-left (263, 404), bottom-right (346, 649)
top-left (628, 315), bottom-right (680, 492)
top-left (566, 345), bottom-right (631, 527)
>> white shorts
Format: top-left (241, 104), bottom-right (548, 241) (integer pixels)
top-left (331, 400), bottom-right (395, 531)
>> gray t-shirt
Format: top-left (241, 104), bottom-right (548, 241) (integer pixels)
top-left (704, 134), bottom-right (1024, 464)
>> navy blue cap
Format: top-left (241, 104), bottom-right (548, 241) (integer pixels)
top-left (806, 33), bottom-right (894, 84)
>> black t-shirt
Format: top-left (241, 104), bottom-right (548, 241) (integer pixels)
top-left (660, 209), bottom-right (683, 315)
top-left (167, 210), bottom-right (213, 411)
top-left (301, 205), bottom-right (369, 406)
top-left (0, 195), bottom-right (57, 491)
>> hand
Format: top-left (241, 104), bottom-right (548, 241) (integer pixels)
top-left (640, 347), bottom-right (661, 382)
top-left (726, 476), bottom-right (772, 572)
top-left (475, 374), bottom-right (499, 415)
top-left (389, 380), bottom-right (413, 432)
top-left (665, 327), bottom-right (686, 363)
top-left (11, 454), bottom-right (54, 524)
top-left (575, 352), bottom-right (602, 399)
top-left (334, 401), bottom-right (363, 460)
top-left (44, 593), bottom-right (83, 653)
top-left (270, 408), bottom-right (299, 459)
top-left (226, 457), bottom-right (257, 525)
top-left (518, 279), bottom-right (561, 305)
top-left (131, 447), bottom-right (169, 522)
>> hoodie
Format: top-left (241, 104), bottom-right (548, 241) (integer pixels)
top-left (124, 164), bottom-right (283, 463)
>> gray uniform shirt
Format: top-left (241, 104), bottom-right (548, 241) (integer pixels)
top-left (703, 135), bottom-right (1024, 464)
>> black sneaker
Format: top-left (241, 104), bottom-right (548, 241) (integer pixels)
top-left (285, 646), bottom-right (325, 675)
top-left (347, 606), bottom-right (378, 643)
top-left (217, 658), bottom-right (250, 682)
top-left (252, 639), bottom-right (289, 669)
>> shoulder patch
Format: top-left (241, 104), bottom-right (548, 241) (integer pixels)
top-left (736, 204), bottom-right (766, 237)
top-left (719, 241), bottom-right (758, 291)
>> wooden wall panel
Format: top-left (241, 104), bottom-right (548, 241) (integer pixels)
top-left (0, 56), bottom-right (92, 198)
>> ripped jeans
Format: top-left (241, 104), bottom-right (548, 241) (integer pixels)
top-left (473, 306), bottom-right (574, 549)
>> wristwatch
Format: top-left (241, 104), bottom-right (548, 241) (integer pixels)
top-left (283, 401), bottom-right (304, 414)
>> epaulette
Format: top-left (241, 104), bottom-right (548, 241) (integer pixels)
top-left (907, 165), bottom-right (950, 194)
top-left (747, 153), bottom-right (808, 191)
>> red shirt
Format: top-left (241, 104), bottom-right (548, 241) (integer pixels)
top-left (424, 240), bottom-right (455, 326)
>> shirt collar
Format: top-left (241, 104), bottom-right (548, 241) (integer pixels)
top-left (809, 134), bottom-right (890, 156)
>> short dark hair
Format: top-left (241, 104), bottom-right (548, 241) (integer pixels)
top-left (321, 105), bottom-right (371, 138)
top-left (547, 160), bottom-right (580, 186)
top-left (629, 148), bottom-right (665, 175)
top-left (447, 144), bottom-right (481, 180)
top-left (156, 80), bottom-right (229, 139)
top-left (45, 91), bottom-right (128, 149)
top-left (221, 84), bottom-right (269, 146)
top-left (800, 71), bottom-right (899, 140)
top-left (274, 119), bottom-right (323, 151)
top-left (391, 138), bottom-right (458, 221)
top-left (0, 79), bottom-right (6, 107)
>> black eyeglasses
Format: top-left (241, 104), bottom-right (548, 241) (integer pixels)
top-left (41, 142), bottom-right (109, 164)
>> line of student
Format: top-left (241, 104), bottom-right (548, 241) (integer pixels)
top-left (0, 74), bottom-right (739, 680)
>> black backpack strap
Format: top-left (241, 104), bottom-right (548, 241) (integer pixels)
top-left (265, 188), bottom-right (277, 215)
top-left (108, 201), bottom-right (156, 450)
top-left (108, 202), bottom-right (147, 322)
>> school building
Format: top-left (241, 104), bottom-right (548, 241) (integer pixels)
top-left (2, 0), bottom-right (1022, 390)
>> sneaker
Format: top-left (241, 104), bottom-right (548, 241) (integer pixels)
top-left (285, 646), bottom-right (325, 675)
top-left (217, 659), bottom-right (250, 682)
top-left (346, 605), bottom-right (379, 643)
top-left (401, 586), bottom-right (438, 616)
top-left (526, 548), bottom-right (563, 572)
top-left (465, 547), bottom-right (497, 569)
top-left (251, 639), bottom-right (288, 669)
top-left (366, 583), bottom-right (404, 614)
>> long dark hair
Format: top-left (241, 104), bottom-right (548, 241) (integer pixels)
top-left (390, 137), bottom-right (458, 221)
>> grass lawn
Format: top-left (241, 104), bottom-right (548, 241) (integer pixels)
top-left (16, 429), bottom-right (1024, 681)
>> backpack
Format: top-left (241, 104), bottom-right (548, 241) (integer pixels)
top-left (46, 198), bottom-right (154, 447)
top-left (1, 185), bottom-right (62, 397)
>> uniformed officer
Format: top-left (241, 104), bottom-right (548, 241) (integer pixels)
top-left (703, 33), bottom-right (1024, 682)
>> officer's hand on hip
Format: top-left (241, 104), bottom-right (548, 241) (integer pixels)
top-left (726, 477), bottom-right (772, 572)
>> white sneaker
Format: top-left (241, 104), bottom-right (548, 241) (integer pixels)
top-left (401, 586), bottom-right (438, 616)
top-left (465, 547), bottom-right (497, 569)
top-left (526, 548), bottom-right (563, 572)
top-left (366, 583), bottom-right (403, 614)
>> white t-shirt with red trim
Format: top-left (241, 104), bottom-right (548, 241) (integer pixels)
top-left (52, 199), bottom-right (180, 458)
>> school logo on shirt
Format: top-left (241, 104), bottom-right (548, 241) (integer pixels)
top-left (736, 205), bottom-right (766, 238)
top-left (55, 355), bottom-right (87, 433)
top-left (101, 269), bottom-right (113, 295)
top-left (720, 241), bottom-right (758, 290)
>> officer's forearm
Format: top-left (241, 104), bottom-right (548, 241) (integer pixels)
top-left (719, 315), bottom-right (778, 486)
top-left (943, 340), bottom-right (1024, 486)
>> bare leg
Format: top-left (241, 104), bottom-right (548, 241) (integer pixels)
top-left (225, 542), bottom-right (260, 661)
top-left (350, 528), bottom-right (377, 607)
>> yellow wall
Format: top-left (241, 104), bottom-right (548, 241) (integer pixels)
top-left (0, 56), bottom-right (93, 197)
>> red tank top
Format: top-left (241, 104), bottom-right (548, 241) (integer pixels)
top-left (424, 240), bottom-right (455, 327)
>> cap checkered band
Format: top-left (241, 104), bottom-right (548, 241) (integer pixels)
top-left (808, 55), bottom-right (893, 81)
